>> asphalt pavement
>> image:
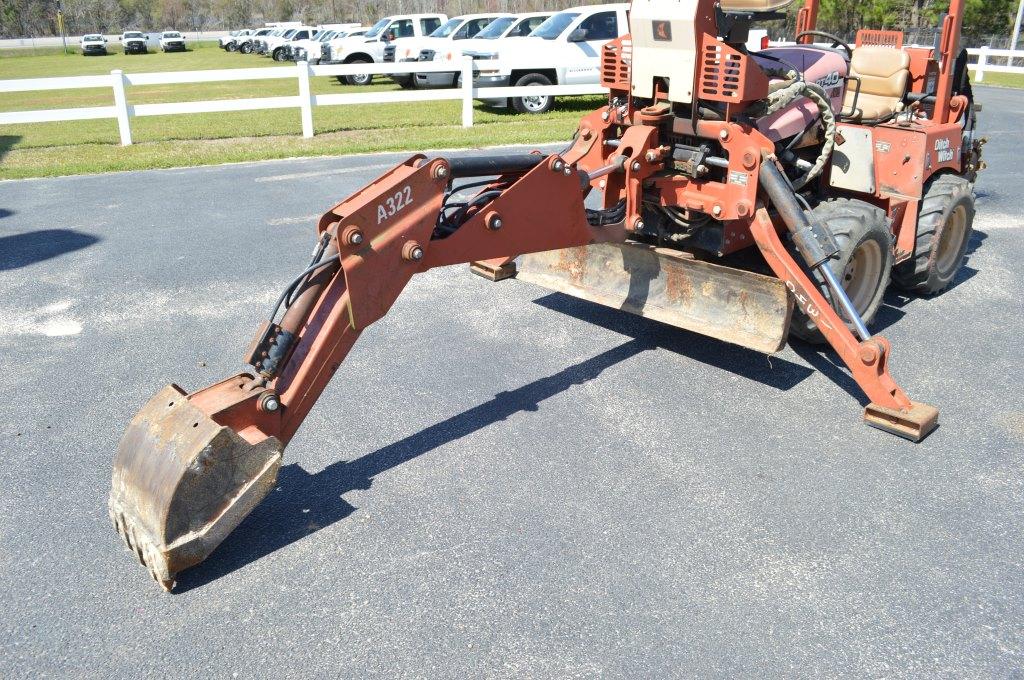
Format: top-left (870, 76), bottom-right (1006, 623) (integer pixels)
top-left (0, 87), bottom-right (1022, 678)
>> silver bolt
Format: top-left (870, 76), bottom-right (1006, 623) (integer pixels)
top-left (719, 129), bottom-right (729, 140)
top-left (260, 393), bottom-right (280, 412)
top-left (634, 220), bottom-right (644, 231)
top-left (696, 164), bottom-right (708, 175)
top-left (490, 218), bottom-right (503, 230)
top-left (409, 246), bottom-right (424, 261)
top-left (434, 165), bottom-right (449, 179)
top-left (601, 111), bottom-right (610, 121)
top-left (563, 166), bottom-right (573, 176)
top-left (631, 161), bottom-right (641, 172)
top-left (552, 160), bottom-right (565, 172)
top-left (712, 205), bottom-right (723, 217)
top-left (645, 151), bottom-right (657, 162)
top-left (349, 231), bottom-right (364, 245)
top-left (598, 179), bottom-right (606, 189)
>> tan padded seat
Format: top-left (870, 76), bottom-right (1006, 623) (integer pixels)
top-left (843, 45), bottom-right (911, 120)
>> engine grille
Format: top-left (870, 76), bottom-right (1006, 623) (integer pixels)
top-left (418, 49), bottom-right (435, 62)
top-left (600, 36), bottom-right (631, 91)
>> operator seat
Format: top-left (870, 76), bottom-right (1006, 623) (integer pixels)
top-left (843, 45), bottom-right (911, 121)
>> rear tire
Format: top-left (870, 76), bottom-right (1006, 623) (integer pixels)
top-left (345, 58), bottom-right (373, 86)
top-left (789, 198), bottom-right (893, 344)
top-left (510, 73), bottom-right (554, 114)
top-left (892, 174), bottom-right (975, 295)
top-left (240, 42), bottom-right (252, 54)
top-left (272, 48), bottom-right (286, 62)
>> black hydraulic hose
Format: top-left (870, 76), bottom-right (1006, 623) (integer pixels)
top-left (268, 254), bottom-right (341, 327)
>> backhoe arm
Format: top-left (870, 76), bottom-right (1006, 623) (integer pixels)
top-left (109, 151), bottom-right (628, 590)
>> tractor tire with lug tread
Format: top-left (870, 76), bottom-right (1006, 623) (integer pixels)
top-left (789, 198), bottom-right (893, 344)
top-left (511, 73), bottom-right (554, 114)
top-left (892, 173), bottom-right (975, 295)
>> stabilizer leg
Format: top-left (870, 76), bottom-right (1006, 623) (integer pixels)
top-left (749, 207), bottom-right (938, 441)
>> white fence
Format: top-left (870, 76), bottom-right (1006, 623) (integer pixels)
top-left (0, 58), bottom-right (603, 145)
top-left (968, 47), bottom-right (1024, 81)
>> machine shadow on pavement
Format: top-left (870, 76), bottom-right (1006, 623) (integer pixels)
top-left (176, 337), bottom-right (655, 591)
top-left (0, 229), bottom-right (100, 271)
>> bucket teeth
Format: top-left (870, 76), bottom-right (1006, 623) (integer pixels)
top-left (110, 505), bottom-right (177, 591)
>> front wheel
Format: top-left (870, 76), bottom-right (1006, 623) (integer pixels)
top-left (892, 174), bottom-right (975, 295)
top-left (272, 48), bottom-right (286, 62)
top-left (789, 198), bottom-right (894, 344)
top-left (227, 43), bottom-right (238, 52)
top-left (510, 73), bottom-right (554, 114)
top-left (345, 58), bottom-right (373, 86)
top-left (240, 43), bottom-right (252, 54)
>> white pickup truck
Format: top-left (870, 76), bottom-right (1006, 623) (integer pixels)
top-left (408, 12), bottom-right (553, 89)
top-left (470, 3), bottom-right (630, 114)
top-left (290, 27), bottom-right (366, 64)
top-left (384, 13), bottom-right (512, 88)
top-left (121, 31), bottom-right (148, 54)
top-left (321, 14), bottom-right (448, 86)
top-left (159, 31), bottom-right (186, 52)
top-left (80, 34), bottom-right (108, 56)
top-left (219, 29), bottom-right (253, 52)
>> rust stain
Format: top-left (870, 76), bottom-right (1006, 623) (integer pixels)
top-left (664, 265), bottom-right (693, 305)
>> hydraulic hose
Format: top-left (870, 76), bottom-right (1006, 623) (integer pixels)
top-left (761, 71), bottom-right (837, 189)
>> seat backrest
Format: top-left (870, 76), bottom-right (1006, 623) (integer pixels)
top-left (849, 45), bottom-right (911, 99)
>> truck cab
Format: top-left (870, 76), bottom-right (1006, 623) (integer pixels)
top-left (321, 14), bottom-right (448, 86)
top-left (473, 3), bottom-right (630, 113)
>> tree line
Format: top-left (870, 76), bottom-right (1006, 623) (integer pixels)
top-left (0, 0), bottom-right (1017, 42)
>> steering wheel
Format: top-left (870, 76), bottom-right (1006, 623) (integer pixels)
top-left (794, 30), bottom-right (853, 59)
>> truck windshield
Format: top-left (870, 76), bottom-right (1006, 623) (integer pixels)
top-left (163, 32), bottom-right (181, 38)
top-left (283, 29), bottom-right (296, 38)
top-left (124, 32), bottom-right (143, 38)
top-left (474, 17), bottom-right (515, 39)
top-left (364, 18), bottom-right (391, 38)
top-left (318, 31), bottom-right (336, 41)
top-left (429, 18), bottom-right (462, 38)
top-left (531, 12), bottom-right (579, 40)
top-left (84, 35), bottom-right (102, 41)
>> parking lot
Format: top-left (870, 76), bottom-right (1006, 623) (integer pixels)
top-left (0, 85), bottom-right (1021, 676)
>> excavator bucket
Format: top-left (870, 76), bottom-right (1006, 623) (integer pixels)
top-left (517, 242), bottom-right (794, 354)
top-left (109, 385), bottom-right (283, 591)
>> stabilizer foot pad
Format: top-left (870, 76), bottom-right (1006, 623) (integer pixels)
top-left (470, 260), bottom-right (517, 282)
top-left (863, 401), bottom-right (939, 441)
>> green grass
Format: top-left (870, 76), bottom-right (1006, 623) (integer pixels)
top-left (0, 43), bottom-right (598, 179)
top-left (974, 71), bottom-right (1024, 89)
